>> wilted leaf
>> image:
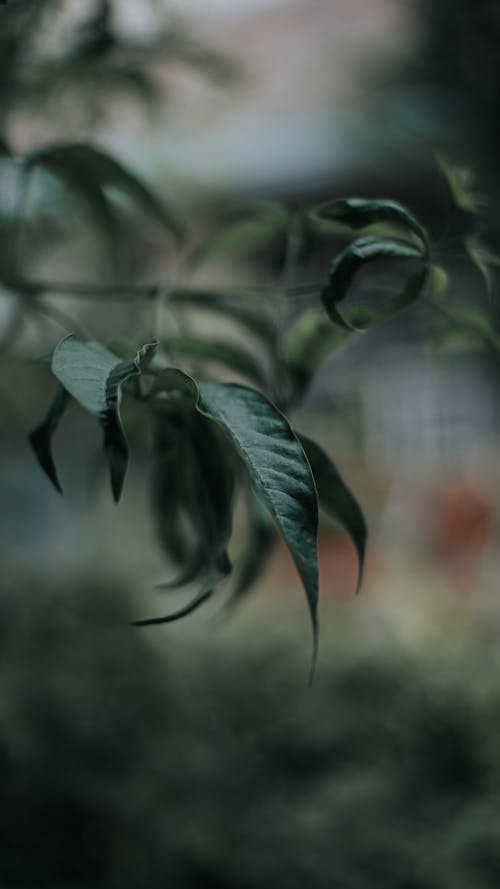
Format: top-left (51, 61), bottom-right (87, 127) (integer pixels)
top-left (51, 335), bottom-right (157, 501)
top-left (299, 435), bottom-right (367, 594)
top-left (322, 236), bottom-right (428, 331)
top-left (29, 387), bottom-right (70, 494)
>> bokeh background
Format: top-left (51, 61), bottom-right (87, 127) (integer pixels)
top-left (2, 1), bottom-right (500, 886)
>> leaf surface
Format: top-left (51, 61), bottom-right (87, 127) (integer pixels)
top-left (51, 335), bottom-right (156, 501)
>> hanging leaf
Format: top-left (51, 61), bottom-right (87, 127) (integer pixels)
top-left (298, 435), bottom-right (367, 594)
top-left (132, 554), bottom-right (232, 627)
top-left (226, 495), bottom-right (276, 609)
top-left (285, 308), bottom-right (352, 393)
top-left (151, 368), bottom-right (320, 667)
top-left (321, 236), bottom-right (428, 331)
top-left (313, 197), bottom-right (429, 251)
top-left (50, 336), bottom-right (157, 501)
top-left (162, 334), bottom-right (268, 388)
top-left (29, 387), bottom-right (70, 494)
top-left (24, 142), bottom-right (184, 244)
top-left (465, 235), bottom-right (500, 299)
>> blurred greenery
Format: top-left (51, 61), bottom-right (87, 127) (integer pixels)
top-left (2, 572), bottom-right (500, 888)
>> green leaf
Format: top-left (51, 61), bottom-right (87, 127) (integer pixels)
top-left (436, 153), bottom-right (486, 215)
top-left (29, 387), bottom-right (70, 494)
top-left (132, 554), bottom-right (231, 627)
top-left (226, 496), bottom-right (276, 609)
top-left (313, 197), bottom-right (429, 251)
top-left (285, 308), bottom-right (352, 393)
top-left (162, 335), bottom-right (269, 389)
top-left (169, 288), bottom-right (276, 346)
top-left (465, 235), bottom-right (500, 299)
top-left (149, 407), bottom-right (236, 597)
top-left (322, 237), bottom-right (428, 331)
top-left (51, 336), bottom-right (157, 501)
top-left (298, 435), bottom-right (367, 594)
top-left (24, 142), bottom-right (183, 243)
top-left (152, 369), bottom-right (320, 668)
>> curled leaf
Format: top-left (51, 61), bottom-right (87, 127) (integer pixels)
top-left (322, 237), bottom-right (428, 331)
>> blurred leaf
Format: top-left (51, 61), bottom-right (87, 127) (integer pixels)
top-left (28, 387), bottom-right (70, 494)
top-left (150, 407), bottom-right (236, 597)
top-left (190, 204), bottom-right (289, 267)
top-left (429, 264), bottom-right (449, 298)
top-left (465, 235), bottom-right (500, 299)
top-left (313, 197), bottom-right (429, 250)
top-left (322, 237), bottom-right (428, 331)
top-left (24, 142), bottom-right (183, 244)
top-left (227, 496), bottom-right (276, 608)
top-left (299, 435), bottom-right (367, 594)
top-left (431, 307), bottom-right (500, 355)
top-left (132, 555), bottom-right (231, 627)
top-left (152, 369), bottom-right (319, 666)
top-left (68, 0), bottom-right (114, 61)
top-left (285, 308), bottom-right (352, 392)
top-left (162, 334), bottom-right (268, 388)
top-left (51, 336), bottom-right (157, 501)
top-left (436, 153), bottom-right (486, 215)
top-left (169, 288), bottom-right (276, 346)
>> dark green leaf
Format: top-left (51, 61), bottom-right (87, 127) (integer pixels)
top-left (226, 496), bottom-right (276, 609)
top-left (162, 335), bottom-right (268, 389)
top-left (25, 142), bottom-right (183, 244)
top-left (152, 368), bottom-right (320, 668)
top-left (131, 554), bottom-right (231, 627)
top-left (313, 197), bottom-right (429, 251)
top-left (51, 336), bottom-right (157, 501)
top-left (299, 435), bottom-right (367, 594)
top-left (322, 236), bottom-right (428, 331)
top-left (28, 387), bottom-right (70, 494)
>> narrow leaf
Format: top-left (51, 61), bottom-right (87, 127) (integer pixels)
top-left (28, 387), bottom-right (70, 493)
top-left (51, 336), bottom-right (157, 501)
top-left (299, 435), bottom-right (367, 594)
top-left (226, 496), bottom-right (276, 608)
top-left (322, 236), bottom-right (428, 331)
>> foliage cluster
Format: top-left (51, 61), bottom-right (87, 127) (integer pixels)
top-left (1, 1), bottom-right (498, 664)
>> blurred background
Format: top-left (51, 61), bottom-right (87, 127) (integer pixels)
top-left (2, 1), bottom-right (500, 886)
